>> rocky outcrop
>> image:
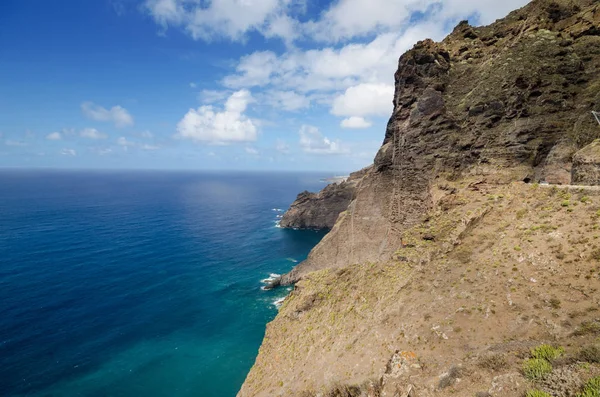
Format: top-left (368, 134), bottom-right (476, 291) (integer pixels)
top-left (279, 167), bottom-right (370, 230)
top-left (572, 139), bottom-right (600, 184)
top-left (280, 0), bottom-right (600, 285)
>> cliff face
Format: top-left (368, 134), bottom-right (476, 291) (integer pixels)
top-left (240, 1), bottom-right (600, 396)
top-left (281, 0), bottom-right (600, 285)
top-left (279, 167), bottom-right (370, 230)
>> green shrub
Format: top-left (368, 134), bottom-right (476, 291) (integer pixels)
top-left (578, 376), bottom-right (600, 397)
top-left (531, 344), bottom-right (564, 361)
top-left (526, 390), bottom-right (552, 397)
top-left (523, 358), bottom-right (552, 380)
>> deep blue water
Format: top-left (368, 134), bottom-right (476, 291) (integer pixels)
top-left (0, 170), bottom-right (328, 397)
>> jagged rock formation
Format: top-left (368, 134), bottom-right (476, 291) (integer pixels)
top-left (279, 167), bottom-right (370, 230)
top-left (240, 1), bottom-right (600, 396)
top-left (573, 139), bottom-right (600, 184)
top-left (280, 0), bottom-right (600, 285)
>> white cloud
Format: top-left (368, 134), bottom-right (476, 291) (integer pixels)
top-left (176, 89), bottom-right (258, 144)
top-left (223, 51), bottom-right (278, 88)
top-left (264, 90), bottom-right (310, 111)
top-left (143, 0), bottom-right (295, 42)
top-left (141, 144), bottom-right (160, 150)
top-left (199, 89), bottom-right (230, 104)
top-left (189, 82), bottom-right (197, 88)
top-left (60, 148), bottom-right (76, 156)
top-left (81, 102), bottom-right (134, 128)
top-left (245, 146), bottom-right (259, 155)
top-left (117, 137), bottom-right (136, 146)
top-left (80, 128), bottom-right (108, 140)
top-left (299, 125), bottom-right (348, 155)
top-left (93, 147), bottom-right (113, 155)
top-left (332, 83), bottom-right (394, 117)
top-left (46, 132), bottom-right (63, 140)
top-left (143, 0), bottom-right (529, 44)
top-left (341, 116), bottom-right (372, 129)
top-left (139, 130), bottom-right (154, 139)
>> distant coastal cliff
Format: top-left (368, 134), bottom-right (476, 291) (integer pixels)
top-left (241, 1), bottom-right (600, 395)
top-left (279, 166), bottom-right (371, 230)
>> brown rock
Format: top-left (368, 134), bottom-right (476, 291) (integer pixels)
top-left (572, 138), bottom-right (600, 185)
top-left (279, 166), bottom-right (370, 230)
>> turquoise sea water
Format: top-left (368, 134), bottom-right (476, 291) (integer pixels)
top-left (0, 170), bottom-right (328, 397)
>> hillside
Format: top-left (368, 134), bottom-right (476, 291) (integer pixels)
top-left (240, 1), bottom-right (600, 396)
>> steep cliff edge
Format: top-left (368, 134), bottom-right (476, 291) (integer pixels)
top-left (279, 167), bottom-right (371, 230)
top-left (240, 1), bottom-right (600, 396)
top-left (280, 0), bottom-right (600, 285)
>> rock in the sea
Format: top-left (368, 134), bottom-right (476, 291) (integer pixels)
top-left (572, 139), bottom-right (600, 185)
top-left (279, 166), bottom-right (370, 230)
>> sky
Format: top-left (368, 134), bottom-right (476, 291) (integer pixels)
top-left (0, 0), bottom-right (529, 172)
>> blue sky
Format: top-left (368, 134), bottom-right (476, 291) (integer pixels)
top-left (0, 0), bottom-right (529, 172)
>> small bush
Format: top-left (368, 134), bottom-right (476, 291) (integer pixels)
top-left (526, 390), bottom-right (552, 397)
top-left (578, 345), bottom-right (600, 363)
top-left (531, 344), bottom-right (564, 361)
top-left (549, 299), bottom-right (562, 309)
top-left (479, 353), bottom-right (508, 371)
top-left (324, 383), bottom-right (362, 397)
top-left (578, 376), bottom-right (600, 397)
top-left (523, 358), bottom-right (552, 380)
top-left (562, 200), bottom-right (571, 207)
top-left (574, 321), bottom-right (600, 336)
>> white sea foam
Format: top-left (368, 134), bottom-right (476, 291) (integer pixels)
top-left (286, 258), bottom-right (298, 263)
top-left (272, 208), bottom-right (284, 212)
top-left (260, 273), bottom-right (281, 284)
top-left (273, 297), bottom-right (286, 308)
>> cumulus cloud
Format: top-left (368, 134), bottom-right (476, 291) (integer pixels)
top-left (199, 89), bottom-right (230, 104)
top-left (176, 90), bottom-right (258, 144)
top-left (46, 132), bottom-right (62, 140)
top-left (332, 83), bottom-right (394, 117)
top-left (80, 128), bottom-right (107, 140)
top-left (143, 0), bottom-right (529, 43)
top-left (60, 148), bottom-right (76, 156)
top-left (143, 0), bottom-right (296, 41)
top-left (264, 90), bottom-right (310, 111)
top-left (81, 102), bottom-right (134, 128)
top-left (299, 125), bottom-right (348, 155)
top-left (341, 117), bottom-right (372, 129)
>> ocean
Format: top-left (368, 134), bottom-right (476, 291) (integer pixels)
top-left (0, 170), bottom-right (328, 397)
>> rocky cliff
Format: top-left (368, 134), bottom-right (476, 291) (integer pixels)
top-left (240, 1), bottom-right (600, 396)
top-left (279, 0), bottom-right (600, 285)
top-left (279, 167), bottom-right (371, 230)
